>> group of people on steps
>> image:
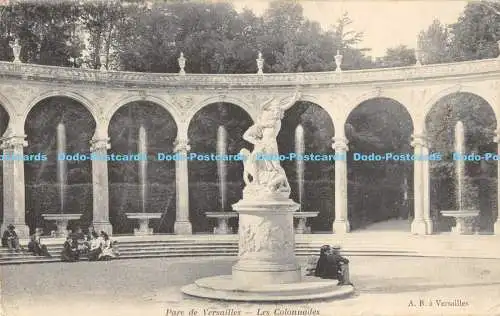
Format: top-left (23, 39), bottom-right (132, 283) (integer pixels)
top-left (2, 224), bottom-right (117, 261)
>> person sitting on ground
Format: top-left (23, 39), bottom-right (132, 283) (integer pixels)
top-left (2, 224), bottom-right (22, 252)
top-left (98, 231), bottom-right (117, 261)
top-left (86, 226), bottom-right (95, 241)
top-left (314, 245), bottom-right (333, 278)
top-left (28, 228), bottom-right (51, 257)
top-left (60, 236), bottom-right (80, 262)
top-left (87, 231), bottom-right (102, 261)
top-left (329, 247), bottom-right (352, 285)
top-left (314, 245), bottom-right (352, 285)
top-left (71, 227), bottom-right (85, 241)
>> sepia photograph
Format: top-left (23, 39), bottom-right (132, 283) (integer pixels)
top-left (1, 0), bottom-right (500, 315)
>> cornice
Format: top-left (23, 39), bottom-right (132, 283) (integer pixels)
top-left (1, 58), bottom-right (500, 89)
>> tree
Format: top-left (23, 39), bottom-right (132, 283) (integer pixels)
top-left (81, 0), bottom-right (126, 69)
top-left (418, 19), bottom-right (452, 64)
top-left (377, 45), bottom-right (416, 67)
top-left (448, 1), bottom-right (500, 61)
top-left (0, 1), bottom-right (83, 66)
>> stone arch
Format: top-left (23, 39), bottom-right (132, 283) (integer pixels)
top-left (346, 89), bottom-right (415, 130)
top-left (186, 99), bottom-right (254, 233)
top-left (423, 85), bottom-right (498, 130)
top-left (187, 95), bottom-right (255, 129)
top-left (24, 90), bottom-right (99, 126)
top-left (294, 94), bottom-right (337, 128)
top-left (345, 94), bottom-right (415, 231)
top-left (280, 98), bottom-right (336, 232)
top-left (107, 99), bottom-right (178, 234)
top-left (106, 95), bottom-right (181, 133)
top-left (0, 91), bottom-right (18, 120)
top-left (424, 86), bottom-right (498, 234)
top-left (24, 92), bottom-right (98, 234)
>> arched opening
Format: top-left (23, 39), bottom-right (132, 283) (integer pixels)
top-left (279, 101), bottom-right (335, 232)
top-left (187, 102), bottom-right (253, 233)
top-left (346, 98), bottom-right (414, 231)
top-left (108, 101), bottom-right (177, 234)
top-left (25, 97), bottom-right (96, 234)
top-left (426, 92), bottom-right (497, 234)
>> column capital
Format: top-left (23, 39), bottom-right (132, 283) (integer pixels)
top-left (174, 138), bottom-right (190, 153)
top-left (410, 133), bottom-right (429, 148)
top-left (494, 129), bottom-right (500, 143)
top-left (332, 137), bottom-right (349, 152)
top-left (90, 137), bottom-right (110, 152)
top-left (0, 133), bottom-right (27, 150)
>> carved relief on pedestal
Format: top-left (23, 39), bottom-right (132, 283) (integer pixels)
top-left (239, 218), bottom-right (293, 257)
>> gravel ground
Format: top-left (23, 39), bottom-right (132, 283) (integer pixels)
top-left (2, 256), bottom-right (500, 316)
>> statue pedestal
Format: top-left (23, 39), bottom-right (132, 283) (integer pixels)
top-left (205, 212), bottom-right (238, 234)
top-left (181, 195), bottom-right (354, 301)
top-left (231, 198), bottom-right (301, 285)
top-left (440, 210), bottom-right (479, 235)
top-left (294, 212), bottom-right (319, 234)
top-left (125, 213), bottom-right (161, 236)
top-left (41, 214), bottom-right (82, 238)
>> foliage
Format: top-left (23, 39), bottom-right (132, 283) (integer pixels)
top-left (418, 19), bottom-right (452, 64)
top-left (375, 45), bottom-right (416, 67)
top-left (460, 177), bottom-right (480, 210)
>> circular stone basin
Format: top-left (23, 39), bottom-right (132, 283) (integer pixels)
top-left (125, 213), bottom-right (162, 220)
top-left (181, 275), bottom-right (354, 302)
top-left (205, 212), bottom-right (238, 219)
top-left (293, 212), bottom-right (319, 218)
top-left (41, 214), bottom-right (82, 221)
top-left (440, 210), bottom-right (480, 217)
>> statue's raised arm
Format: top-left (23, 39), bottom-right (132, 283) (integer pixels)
top-left (280, 91), bottom-right (301, 110)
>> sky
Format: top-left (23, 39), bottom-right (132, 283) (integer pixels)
top-left (232, 0), bottom-right (468, 57)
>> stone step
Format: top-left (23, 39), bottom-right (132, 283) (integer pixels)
top-left (0, 248), bottom-right (413, 263)
top-left (0, 251), bottom-right (421, 266)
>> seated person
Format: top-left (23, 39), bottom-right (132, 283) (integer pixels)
top-left (86, 226), bottom-right (95, 241)
top-left (72, 227), bottom-right (85, 241)
top-left (87, 231), bottom-right (102, 261)
top-left (68, 227), bottom-right (92, 255)
top-left (2, 224), bottom-right (22, 252)
top-left (314, 245), bottom-right (352, 285)
top-left (60, 236), bottom-right (80, 262)
top-left (28, 228), bottom-right (52, 257)
top-left (98, 231), bottom-right (117, 261)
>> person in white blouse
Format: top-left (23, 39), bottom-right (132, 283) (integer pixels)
top-left (98, 231), bottom-right (117, 261)
top-left (87, 231), bottom-right (103, 261)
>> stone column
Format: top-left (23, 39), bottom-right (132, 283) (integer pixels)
top-left (494, 131), bottom-right (500, 234)
top-left (173, 138), bottom-right (192, 234)
top-left (0, 132), bottom-right (29, 238)
top-left (411, 133), bottom-right (428, 234)
top-left (90, 136), bottom-right (113, 235)
top-left (422, 144), bottom-right (433, 234)
top-left (332, 136), bottom-right (350, 234)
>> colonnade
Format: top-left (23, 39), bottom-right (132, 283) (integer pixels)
top-left (2, 117), bottom-right (498, 238)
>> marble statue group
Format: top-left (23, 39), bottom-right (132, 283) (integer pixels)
top-left (240, 91), bottom-right (301, 196)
